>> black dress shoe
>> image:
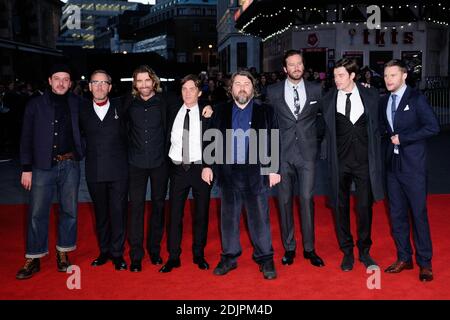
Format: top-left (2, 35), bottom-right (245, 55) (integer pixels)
top-left (130, 260), bottom-right (142, 272)
top-left (56, 251), bottom-right (71, 272)
top-left (91, 253), bottom-right (111, 267)
top-left (303, 250), bottom-right (325, 267)
top-left (259, 260), bottom-right (277, 280)
top-left (281, 251), bottom-right (295, 265)
top-left (359, 254), bottom-right (378, 268)
top-left (16, 258), bottom-right (40, 280)
top-left (213, 259), bottom-right (237, 275)
top-left (112, 257), bottom-right (127, 271)
top-left (150, 254), bottom-right (163, 265)
top-left (159, 259), bottom-right (181, 273)
top-left (193, 257), bottom-right (210, 270)
top-left (341, 254), bottom-right (354, 272)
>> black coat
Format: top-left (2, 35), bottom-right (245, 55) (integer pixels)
top-left (322, 82), bottom-right (384, 208)
top-left (203, 99), bottom-right (279, 194)
top-left (79, 98), bottom-right (128, 182)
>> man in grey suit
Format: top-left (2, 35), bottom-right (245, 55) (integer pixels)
top-left (266, 50), bottom-right (324, 267)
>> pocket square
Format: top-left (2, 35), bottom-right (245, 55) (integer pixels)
top-left (310, 101), bottom-right (317, 104)
top-left (404, 105), bottom-right (410, 111)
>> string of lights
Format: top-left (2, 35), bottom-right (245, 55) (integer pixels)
top-left (238, 3), bottom-right (449, 38)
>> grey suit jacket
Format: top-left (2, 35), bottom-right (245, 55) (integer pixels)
top-left (266, 79), bottom-right (323, 163)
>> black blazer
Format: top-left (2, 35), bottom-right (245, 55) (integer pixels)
top-left (79, 98), bottom-right (128, 182)
top-left (266, 80), bottom-right (324, 162)
top-left (203, 99), bottom-right (279, 194)
top-left (20, 90), bottom-right (84, 170)
top-left (322, 82), bottom-right (384, 208)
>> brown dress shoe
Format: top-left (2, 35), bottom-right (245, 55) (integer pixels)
top-left (419, 267), bottom-right (433, 282)
top-left (56, 251), bottom-right (71, 272)
top-left (384, 260), bottom-right (413, 273)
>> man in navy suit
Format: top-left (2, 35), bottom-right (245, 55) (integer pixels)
top-left (16, 64), bottom-right (84, 280)
top-left (381, 60), bottom-right (440, 282)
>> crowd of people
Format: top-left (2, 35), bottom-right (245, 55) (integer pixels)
top-left (1, 51), bottom-right (439, 284)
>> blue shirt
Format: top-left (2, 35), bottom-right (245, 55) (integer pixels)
top-left (387, 84), bottom-right (407, 130)
top-left (232, 99), bottom-right (253, 164)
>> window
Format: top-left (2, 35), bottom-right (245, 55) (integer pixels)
top-left (237, 42), bottom-right (247, 69)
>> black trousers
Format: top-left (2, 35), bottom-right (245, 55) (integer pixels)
top-left (128, 162), bottom-right (168, 262)
top-left (86, 179), bottom-right (128, 258)
top-left (167, 164), bottom-right (211, 260)
top-left (335, 160), bottom-right (373, 256)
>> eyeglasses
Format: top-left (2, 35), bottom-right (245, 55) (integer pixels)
top-left (90, 80), bottom-right (111, 86)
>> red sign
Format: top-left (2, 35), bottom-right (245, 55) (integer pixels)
top-left (307, 33), bottom-right (319, 47)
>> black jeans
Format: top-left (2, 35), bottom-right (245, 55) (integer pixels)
top-left (128, 162), bottom-right (168, 262)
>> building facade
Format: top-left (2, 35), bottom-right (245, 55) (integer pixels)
top-left (133, 0), bottom-right (218, 70)
top-left (0, 0), bottom-right (63, 82)
top-left (58, 0), bottom-right (141, 49)
top-left (217, 0), bottom-right (261, 73)
top-left (235, 1), bottom-right (450, 87)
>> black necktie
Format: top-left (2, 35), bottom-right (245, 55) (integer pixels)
top-left (182, 109), bottom-right (190, 171)
top-left (345, 93), bottom-right (352, 119)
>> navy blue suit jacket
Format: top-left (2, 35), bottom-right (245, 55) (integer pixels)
top-left (20, 90), bottom-right (84, 171)
top-left (379, 85), bottom-right (440, 174)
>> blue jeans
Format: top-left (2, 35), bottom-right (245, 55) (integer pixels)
top-left (25, 160), bottom-right (80, 258)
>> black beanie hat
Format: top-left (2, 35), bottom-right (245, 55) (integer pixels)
top-left (48, 63), bottom-right (72, 78)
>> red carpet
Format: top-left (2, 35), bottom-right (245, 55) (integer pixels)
top-left (0, 195), bottom-right (449, 300)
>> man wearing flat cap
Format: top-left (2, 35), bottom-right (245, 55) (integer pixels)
top-left (16, 63), bottom-right (84, 280)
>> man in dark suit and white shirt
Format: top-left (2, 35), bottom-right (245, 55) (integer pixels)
top-left (380, 60), bottom-right (439, 282)
top-left (266, 50), bottom-right (324, 267)
top-left (322, 58), bottom-right (384, 272)
top-left (159, 74), bottom-right (212, 273)
top-left (79, 70), bottom-right (128, 271)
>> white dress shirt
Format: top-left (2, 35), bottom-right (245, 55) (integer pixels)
top-left (284, 78), bottom-right (306, 116)
top-left (93, 100), bottom-right (110, 121)
top-left (337, 84), bottom-right (364, 124)
top-left (169, 104), bottom-right (202, 163)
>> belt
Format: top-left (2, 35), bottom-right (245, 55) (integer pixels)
top-left (55, 152), bottom-right (74, 162)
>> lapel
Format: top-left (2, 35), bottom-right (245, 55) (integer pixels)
top-left (279, 80), bottom-right (297, 122)
top-left (297, 80), bottom-right (312, 119)
top-left (250, 100), bottom-right (263, 130)
top-left (356, 82), bottom-right (369, 116)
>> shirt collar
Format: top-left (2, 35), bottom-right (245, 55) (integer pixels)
top-left (183, 104), bottom-right (199, 112)
top-left (391, 84), bottom-right (407, 99)
top-left (285, 78), bottom-right (304, 89)
top-left (338, 82), bottom-right (359, 97)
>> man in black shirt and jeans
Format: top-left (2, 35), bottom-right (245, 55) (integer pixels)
top-left (16, 64), bottom-right (84, 280)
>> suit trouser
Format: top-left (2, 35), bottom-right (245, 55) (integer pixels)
top-left (128, 162), bottom-right (168, 262)
top-left (87, 179), bottom-right (128, 258)
top-left (167, 164), bottom-right (211, 260)
top-left (277, 160), bottom-right (316, 252)
top-left (387, 168), bottom-right (432, 268)
top-left (219, 168), bottom-right (274, 265)
top-left (335, 161), bottom-right (373, 256)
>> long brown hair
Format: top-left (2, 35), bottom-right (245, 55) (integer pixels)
top-left (131, 65), bottom-right (161, 97)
